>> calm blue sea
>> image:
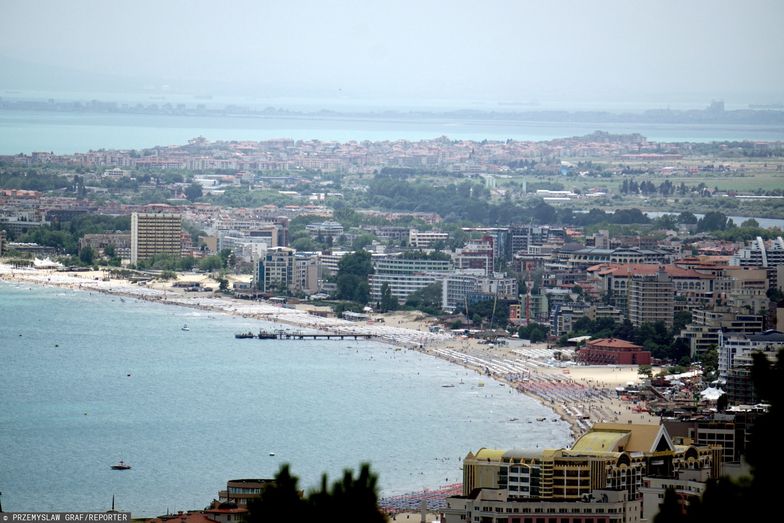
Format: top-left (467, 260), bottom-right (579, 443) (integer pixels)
top-left (2, 110), bottom-right (784, 155)
top-left (0, 283), bottom-right (570, 516)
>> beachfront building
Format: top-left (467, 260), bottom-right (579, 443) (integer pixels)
top-left (576, 338), bottom-right (651, 365)
top-left (79, 232), bottom-right (132, 259)
top-left (454, 423), bottom-right (719, 523)
top-left (550, 303), bottom-right (590, 337)
top-left (254, 247), bottom-right (295, 293)
top-left (441, 271), bottom-right (482, 311)
top-left (369, 256), bottom-right (452, 304)
top-left (0, 229), bottom-right (6, 256)
top-left (293, 254), bottom-right (320, 294)
top-left (217, 225), bottom-right (282, 262)
top-left (130, 212), bottom-right (182, 264)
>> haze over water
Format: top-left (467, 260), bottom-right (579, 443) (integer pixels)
top-left (0, 283), bottom-right (570, 516)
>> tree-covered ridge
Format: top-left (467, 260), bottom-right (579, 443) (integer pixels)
top-left (247, 463), bottom-right (386, 523)
top-left (653, 349), bottom-right (783, 522)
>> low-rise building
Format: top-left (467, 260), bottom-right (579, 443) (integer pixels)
top-left (576, 338), bottom-right (651, 365)
top-left (443, 488), bottom-right (643, 523)
top-left (408, 229), bottom-right (448, 248)
top-left (79, 232), bottom-right (131, 259)
top-left (639, 470), bottom-right (708, 522)
top-left (218, 478), bottom-right (273, 506)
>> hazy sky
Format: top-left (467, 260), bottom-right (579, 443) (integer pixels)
top-left (2, 0), bottom-right (783, 107)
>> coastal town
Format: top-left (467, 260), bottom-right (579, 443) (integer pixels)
top-left (4, 0), bottom-right (784, 520)
top-left (1, 131), bottom-right (783, 522)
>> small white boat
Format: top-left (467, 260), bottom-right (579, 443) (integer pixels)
top-left (181, 324), bottom-right (190, 331)
top-left (269, 452), bottom-right (276, 456)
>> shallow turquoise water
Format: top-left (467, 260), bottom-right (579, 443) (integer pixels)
top-left (0, 282), bottom-right (570, 516)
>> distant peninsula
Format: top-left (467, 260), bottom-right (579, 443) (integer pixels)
top-left (1, 96), bottom-right (783, 126)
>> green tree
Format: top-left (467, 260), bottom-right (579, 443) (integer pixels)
top-left (405, 282), bottom-right (443, 315)
top-left (247, 463), bottom-right (386, 523)
top-left (672, 310), bottom-right (692, 335)
top-left (291, 236), bottom-right (318, 251)
top-left (218, 248), bottom-right (232, 269)
top-left (518, 323), bottom-right (548, 342)
top-left (198, 255), bottom-right (223, 271)
top-left (677, 211), bottom-right (698, 225)
top-left (654, 487), bottom-right (686, 523)
top-left (336, 251), bottom-right (374, 304)
top-left (379, 282), bottom-right (397, 312)
top-left (78, 245), bottom-right (94, 265)
top-left (697, 211), bottom-right (730, 232)
top-left (247, 464), bottom-right (308, 522)
top-left (699, 348), bottom-right (719, 377)
top-left (184, 182), bottom-right (203, 201)
top-left (352, 233), bottom-right (375, 251)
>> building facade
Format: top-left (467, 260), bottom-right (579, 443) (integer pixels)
top-left (576, 338), bottom-right (651, 366)
top-left (454, 423), bottom-right (719, 523)
top-left (369, 256), bottom-right (452, 303)
top-left (254, 247), bottom-right (295, 292)
top-left (130, 212), bottom-right (182, 264)
top-left (627, 269), bottom-right (674, 329)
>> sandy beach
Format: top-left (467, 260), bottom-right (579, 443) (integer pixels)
top-left (0, 264), bottom-right (658, 440)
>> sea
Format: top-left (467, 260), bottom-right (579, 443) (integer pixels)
top-left (2, 109), bottom-right (784, 155)
top-left (0, 282), bottom-right (571, 516)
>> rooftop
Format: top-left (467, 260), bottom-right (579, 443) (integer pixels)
top-left (585, 338), bottom-right (643, 350)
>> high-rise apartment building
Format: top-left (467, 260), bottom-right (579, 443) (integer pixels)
top-left (628, 268), bottom-right (674, 329)
top-left (130, 212), bottom-right (183, 264)
top-left (254, 247), bottom-right (295, 292)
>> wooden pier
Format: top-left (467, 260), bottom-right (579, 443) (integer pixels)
top-left (279, 333), bottom-right (374, 340)
top-left (235, 331), bottom-right (374, 341)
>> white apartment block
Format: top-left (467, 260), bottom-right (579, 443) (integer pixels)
top-left (408, 229), bottom-right (449, 248)
top-left (369, 256), bottom-right (452, 303)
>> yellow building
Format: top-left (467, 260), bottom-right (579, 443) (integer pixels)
top-left (462, 423), bottom-right (720, 501)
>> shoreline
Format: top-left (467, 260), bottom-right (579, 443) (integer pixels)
top-left (0, 264), bottom-right (657, 440)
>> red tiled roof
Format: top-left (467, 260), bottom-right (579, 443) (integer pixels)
top-left (586, 338), bottom-right (643, 350)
